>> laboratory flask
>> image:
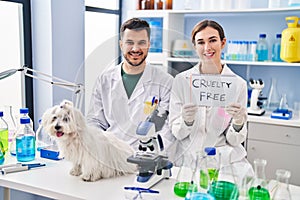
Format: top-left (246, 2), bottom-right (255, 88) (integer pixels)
top-left (266, 78), bottom-right (280, 111)
top-left (16, 117), bottom-right (36, 162)
top-left (208, 152), bottom-right (239, 200)
top-left (184, 152), bottom-right (200, 200)
top-left (174, 153), bottom-right (195, 197)
top-left (279, 93), bottom-right (289, 110)
top-left (248, 159), bottom-right (270, 200)
top-left (36, 119), bottom-right (57, 151)
top-left (272, 169), bottom-right (292, 200)
top-left (0, 111), bottom-right (8, 152)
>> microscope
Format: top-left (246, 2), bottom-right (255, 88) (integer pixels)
top-left (247, 78), bottom-right (266, 116)
top-left (127, 107), bottom-right (173, 189)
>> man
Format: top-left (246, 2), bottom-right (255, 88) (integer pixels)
top-left (87, 18), bottom-right (174, 151)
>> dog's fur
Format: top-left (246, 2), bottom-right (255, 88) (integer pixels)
top-left (41, 100), bottom-right (137, 182)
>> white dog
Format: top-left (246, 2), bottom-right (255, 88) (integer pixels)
top-left (41, 100), bottom-right (137, 182)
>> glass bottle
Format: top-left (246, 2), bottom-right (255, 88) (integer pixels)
top-left (205, 147), bottom-right (219, 184)
top-left (256, 33), bottom-right (269, 61)
top-left (0, 111), bottom-right (9, 153)
top-left (209, 152), bottom-right (239, 200)
top-left (16, 117), bottom-right (36, 162)
top-left (174, 153), bottom-right (194, 197)
top-left (272, 169), bottom-right (292, 200)
top-left (165, 0), bottom-right (172, 9)
top-left (186, 152), bottom-right (216, 200)
top-left (156, 0), bottom-right (163, 9)
top-left (272, 34), bottom-right (283, 62)
top-left (10, 108), bottom-right (33, 156)
top-left (266, 78), bottom-right (280, 111)
top-left (248, 159), bottom-right (270, 200)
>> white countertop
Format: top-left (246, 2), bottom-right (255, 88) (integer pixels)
top-left (248, 111), bottom-right (300, 127)
top-left (0, 154), bottom-right (300, 200)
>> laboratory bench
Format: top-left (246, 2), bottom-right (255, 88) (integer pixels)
top-left (247, 112), bottom-right (300, 186)
top-left (0, 153), bottom-right (300, 200)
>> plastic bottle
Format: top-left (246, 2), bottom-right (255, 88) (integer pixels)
top-left (0, 111), bottom-right (9, 153)
top-left (247, 159), bottom-right (270, 200)
top-left (272, 169), bottom-right (292, 200)
top-left (256, 34), bottom-right (269, 61)
top-left (272, 34), bottom-right (283, 62)
top-left (16, 117), bottom-right (36, 162)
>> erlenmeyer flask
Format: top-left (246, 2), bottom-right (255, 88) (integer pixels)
top-left (267, 78), bottom-right (280, 111)
top-left (208, 152), bottom-right (239, 200)
top-left (174, 153), bottom-right (194, 198)
top-left (248, 159), bottom-right (270, 200)
top-left (272, 169), bottom-right (292, 200)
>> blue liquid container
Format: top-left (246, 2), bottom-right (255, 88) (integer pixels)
top-left (16, 117), bottom-right (35, 162)
top-left (272, 34), bottom-right (283, 62)
top-left (256, 34), bottom-right (269, 61)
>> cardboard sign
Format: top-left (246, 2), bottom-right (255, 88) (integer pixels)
top-left (190, 74), bottom-right (238, 107)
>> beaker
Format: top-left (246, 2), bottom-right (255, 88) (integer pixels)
top-left (208, 152), bottom-right (239, 200)
top-left (248, 159), bottom-right (270, 200)
top-left (174, 153), bottom-right (195, 197)
top-left (272, 169), bottom-right (292, 200)
top-left (266, 78), bottom-right (280, 111)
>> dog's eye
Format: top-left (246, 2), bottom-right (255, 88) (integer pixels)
top-left (63, 116), bottom-right (69, 122)
top-left (52, 116), bottom-right (57, 122)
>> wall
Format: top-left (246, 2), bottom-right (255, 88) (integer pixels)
top-left (31, 0), bottom-right (85, 127)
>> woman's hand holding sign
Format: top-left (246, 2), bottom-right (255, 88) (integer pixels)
top-left (182, 103), bottom-right (198, 126)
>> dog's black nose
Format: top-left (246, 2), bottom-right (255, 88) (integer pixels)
top-left (55, 124), bottom-right (61, 130)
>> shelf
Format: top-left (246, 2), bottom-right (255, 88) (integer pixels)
top-left (167, 57), bottom-right (300, 67)
top-left (132, 7), bottom-right (300, 15)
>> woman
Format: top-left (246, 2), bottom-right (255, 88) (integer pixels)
top-left (169, 20), bottom-right (253, 179)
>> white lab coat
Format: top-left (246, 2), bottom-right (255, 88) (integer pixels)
top-left (86, 62), bottom-right (175, 151)
top-left (169, 63), bottom-right (253, 176)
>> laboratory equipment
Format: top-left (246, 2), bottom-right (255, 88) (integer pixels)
top-left (272, 34), bottom-right (283, 62)
top-left (16, 117), bottom-right (36, 162)
top-left (247, 78), bottom-right (266, 116)
top-left (165, 0), bottom-right (172, 9)
top-left (0, 65), bottom-right (84, 110)
top-left (256, 34), bottom-right (269, 61)
top-left (208, 152), bottom-right (239, 200)
top-left (36, 119), bottom-right (56, 151)
top-left (271, 94), bottom-right (293, 120)
top-left (156, 0), bottom-right (163, 9)
top-left (204, 147), bottom-right (219, 184)
top-left (266, 78), bottom-right (280, 111)
top-left (281, 16), bottom-right (300, 63)
top-left (184, 154), bottom-right (199, 200)
top-left (127, 106), bottom-right (172, 189)
top-left (10, 108), bottom-right (33, 156)
top-left (174, 153), bottom-right (194, 197)
top-left (0, 111), bottom-right (8, 152)
top-left (0, 163), bottom-right (46, 175)
top-left (272, 169), bottom-right (292, 200)
top-left (248, 159), bottom-right (270, 200)
top-left (288, 0), bottom-right (300, 6)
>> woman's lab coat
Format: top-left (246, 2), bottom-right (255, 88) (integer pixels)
top-left (169, 63), bottom-right (251, 173)
top-left (87, 62), bottom-right (174, 149)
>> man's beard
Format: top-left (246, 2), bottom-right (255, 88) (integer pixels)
top-left (123, 53), bottom-right (147, 67)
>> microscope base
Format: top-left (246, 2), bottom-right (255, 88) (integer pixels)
top-left (134, 168), bottom-right (172, 189)
top-left (247, 108), bottom-right (265, 116)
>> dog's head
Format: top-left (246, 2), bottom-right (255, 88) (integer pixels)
top-left (41, 100), bottom-right (85, 140)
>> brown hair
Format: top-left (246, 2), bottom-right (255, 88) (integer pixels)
top-left (120, 18), bottom-right (150, 40)
top-left (191, 20), bottom-right (225, 45)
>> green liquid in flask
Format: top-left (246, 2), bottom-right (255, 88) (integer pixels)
top-left (200, 169), bottom-right (219, 189)
top-left (209, 181), bottom-right (239, 200)
top-left (248, 186), bottom-right (270, 200)
top-left (174, 182), bottom-right (191, 197)
top-left (208, 168), bottom-right (219, 182)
